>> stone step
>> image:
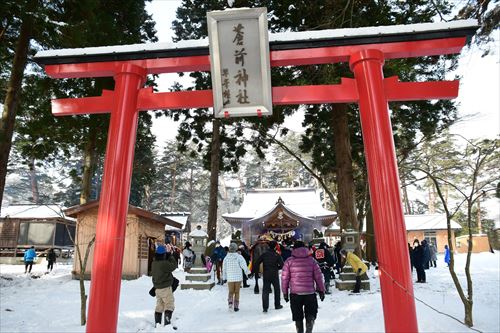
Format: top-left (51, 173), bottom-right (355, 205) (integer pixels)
top-left (342, 265), bottom-right (353, 273)
top-left (185, 274), bottom-right (211, 282)
top-left (180, 282), bottom-right (215, 290)
top-left (189, 268), bottom-right (208, 274)
top-left (335, 280), bottom-right (370, 291)
top-left (339, 272), bottom-right (369, 281)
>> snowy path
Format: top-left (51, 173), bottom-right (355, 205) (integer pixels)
top-left (1, 252), bottom-right (499, 332)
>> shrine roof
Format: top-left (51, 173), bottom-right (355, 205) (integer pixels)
top-left (34, 20), bottom-right (477, 65)
top-left (222, 188), bottom-right (336, 221)
top-left (0, 204), bottom-right (73, 221)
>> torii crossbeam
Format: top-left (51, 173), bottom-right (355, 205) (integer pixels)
top-left (35, 19), bottom-right (477, 333)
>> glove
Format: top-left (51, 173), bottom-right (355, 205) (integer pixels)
top-left (283, 293), bottom-right (289, 303)
top-left (318, 291), bottom-right (325, 302)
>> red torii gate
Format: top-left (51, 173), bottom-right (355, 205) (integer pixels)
top-left (35, 20), bottom-right (477, 333)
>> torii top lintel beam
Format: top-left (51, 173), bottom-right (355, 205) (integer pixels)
top-left (34, 20), bottom-right (478, 79)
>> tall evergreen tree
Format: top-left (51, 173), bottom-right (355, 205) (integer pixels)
top-left (2, 0), bottom-right (158, 208)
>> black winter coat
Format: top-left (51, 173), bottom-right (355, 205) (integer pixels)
top-left (255, 250), bottom-right (284, 280)
top-left (412, 245), bottom-right (425, 267)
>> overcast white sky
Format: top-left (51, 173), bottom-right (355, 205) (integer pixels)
top-left (147, 0), bottom-right (499, 149)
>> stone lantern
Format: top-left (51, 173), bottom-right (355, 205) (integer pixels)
top-left (341, 229), bottom-right (359, 253)
top-left (189, 225), bottom-right (208, 268)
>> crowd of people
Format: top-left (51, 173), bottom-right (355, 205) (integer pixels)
top-left (409, 239), bottom-right (446, 283)
top-left (150, 237), bottom-right (366, 333)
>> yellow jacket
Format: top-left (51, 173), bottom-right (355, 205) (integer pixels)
top-left (346, 252), bottom-right (367, 275)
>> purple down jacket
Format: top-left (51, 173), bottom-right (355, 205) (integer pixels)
top-left (281, 247), bottom-right (325, 295)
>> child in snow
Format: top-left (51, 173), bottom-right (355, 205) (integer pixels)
top-left (24, 246), bottom-right (36, 274)
top-left (182, 242), bottom-right (195, 273)
top-left (222, 242), bottom-right (250, 312)
top-left (46, 248), bottom-right (57, 272)
top-left (151, 245), bottom-right (178, 327)
top-left (281, 241), bottom-right (325, 333)
top-left (444, 244), bottom-right (451, 267)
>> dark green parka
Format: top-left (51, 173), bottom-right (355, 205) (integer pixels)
top-left (151, 254), bottom-right (178, 289)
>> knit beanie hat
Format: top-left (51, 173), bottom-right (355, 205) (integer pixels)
top-left (156, 245), bottom-right (166, 255)
top-left (229, 242), bottom-right (238, 253)
top-left (293, 241), bottom-right (305, 249)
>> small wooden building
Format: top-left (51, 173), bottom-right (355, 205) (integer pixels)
top-left (0, 205), bottom-right (75, 259)
top-left (65, 201), bottom-right (182, 280)
top-left (456, 234), bottom-right (491, 253)
top-left (405, 214), bottom-right (462, 253)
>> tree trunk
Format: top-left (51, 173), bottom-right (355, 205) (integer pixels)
top-left (332, 104), bottom-right (359, 252)
top-left (464, 300), bottom-right (473, 327)
top-left (169, 158), bottom-right (178, 211)
top-left (186, 167), bottom-right (194, 234)
top-left (28, 156), bottom-right (40, 204)
top-left (0, 7), bottom-right (34, 212)
top-left (80, 133), bottom-right (97, 204)
top-left (207, 119), bottom-right (221, 241)
top-left (79, 235), bottom-right (95, 325)
top-left (428, 180), bottom-right (436, 213)
top-left (402, 185), bottom-right (412, 214)
top-left (365, 206), bottom-right (377, 263)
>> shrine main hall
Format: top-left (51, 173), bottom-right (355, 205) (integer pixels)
top-left (222, 188), bottom-right (337, 244)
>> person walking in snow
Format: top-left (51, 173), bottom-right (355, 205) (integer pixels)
top-left (333, 241), bottom-right (342, 275)
top-left (254, 241), bottom-right (284, 313)
top-left (413, 239), bottom-right (426, 283)
top-left (340, 249), bottom-right (368, 293)
top-left (46, 248), bottom-right (56, 272)
top-left (444, 244), bottom-right (451, 267)
top-left (151, 245), bottom-right (178, 327)
top-left (237, 243), bottom-right (251, 288)
top-left (24, 246), bottom-right (36, 274)
top-left (182, 242), bottom-right (195, 273)
top-left (429, 242), bottom-right (438, 268)
top-left (281, 241), bottom-right (325, 333)
top-left (313, 242), bottom-right (335, 294)
top-left (212, 241), bottom-right (226, 285)
top-left (222, 242), bottom-right (250, 312)
top-left (421, 239), bottom-right (431, 269)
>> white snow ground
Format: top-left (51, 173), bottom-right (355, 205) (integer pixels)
top-left (1, 252), bottom-right (499, 333)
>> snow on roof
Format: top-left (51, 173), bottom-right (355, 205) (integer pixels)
top-left (34, 20), bottom-right (477, 59)
top-left (325, 214), bottom-right (462, 233)
top-left (404, 214), bottom-right (462, 231)
top-left (0, 204), bottom-right (72, 220)
top-left (223, 188), bottom-right (335, 220)
top-left (159, 212), bottom-right (190, 230)
top-left (189, 229), bottom-right (208, 237)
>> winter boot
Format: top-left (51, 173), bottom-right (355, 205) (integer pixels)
top-left (234, 300), bottom-right (239, 312)
top-left (164, 310), bottom-right (172, 326)
top-left (305, 317), bottom-right (315, 333)
top-left (154, 312), bottom-right (162, 327)
top-left (295, 320), bottom-right (304, 333)
top-left (325, 285), bottom-right (331, 295)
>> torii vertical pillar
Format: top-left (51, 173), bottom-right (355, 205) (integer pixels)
top-left (350, 49), bottom-right (418, 332)
top-left (86, 64), bottom-right (146, 333)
